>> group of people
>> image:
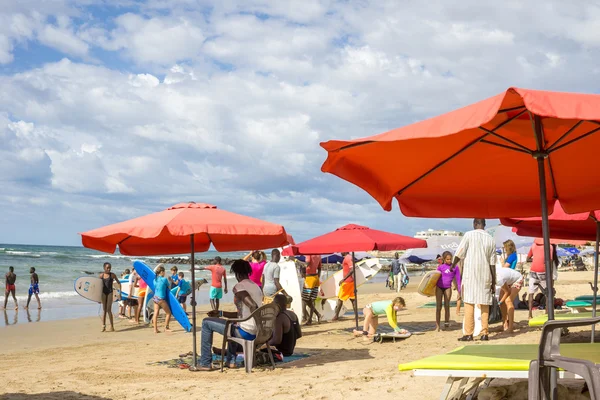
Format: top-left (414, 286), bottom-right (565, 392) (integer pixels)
top-left (446, 218), bottom-right (556, 342)
top-left (3, 266), bottom-right (41, 310)
top-left (195, 256), bottom-right (301, 371)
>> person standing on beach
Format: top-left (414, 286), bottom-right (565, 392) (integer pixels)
top-left (153, 265), bottom-right (172, 333)
top-left (391, 252), bottom-right (408, 293)
top-left (526, 238), bottom-right (558, 319)
top-left (99, 262), bottom-right (121, 332)
top-left (453, 219), bottom-right (496, 342)
top-left (262, 249), bottom-right (283, 297)
top-left (169, 266), bottom-right (179, 290)
top-left (244, 251), bottom-right (267, 289)
top-left (25, 267), bottom-right (41, 310)
top-left (332, 252), bottom-right (358, 321)
top-left (131, 272), bottom-right (148, 325)
top-left (3, 266), bottom-right (18, 310)
top-left (302, 254), bottom-right (322, 324)
top-left (196, 257), bottom-right (228, 311)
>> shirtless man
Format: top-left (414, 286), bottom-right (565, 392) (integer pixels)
top-left (25, 267), bottom-right (41, 309)
top-left (3, 266), bottom-right (18, 310)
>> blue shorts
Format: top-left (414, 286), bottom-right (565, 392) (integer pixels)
top-left (178, 295), bottom-right (187, 304)
top-left (29, 284), bottom-right (39, 295)
top-left (209, 286), bottom-right (223, 300)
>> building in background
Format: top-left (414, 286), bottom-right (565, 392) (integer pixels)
top-left (414, 229), bottom-right (463, 239)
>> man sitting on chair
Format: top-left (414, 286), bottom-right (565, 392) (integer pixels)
top-left (263, 294), bottom-right (302, 357)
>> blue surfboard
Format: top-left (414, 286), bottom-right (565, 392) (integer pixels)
top-left (133, 260), bottom-right (192, 332)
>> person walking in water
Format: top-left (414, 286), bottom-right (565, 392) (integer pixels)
top-left (3, 266), bottom-right (18, 310)
top-left (453, 219), bottom-right (496, 342)
top-left (99, 262), bottom-right (121, 332)
top-left (25, 267), bottom-right (41, 310)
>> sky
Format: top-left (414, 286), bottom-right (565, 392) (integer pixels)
top-left (1, 1), bottom-right (600, 246)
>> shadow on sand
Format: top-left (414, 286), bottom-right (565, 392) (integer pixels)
top-left (0, 392), bottom-right (112, 400)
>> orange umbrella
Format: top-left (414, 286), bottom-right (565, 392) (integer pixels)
top-left (321, 87), bottom-right (600, 327)
top-left (81, 202), bottom-right (289, 255)
top-left (80, 202), bottom-right (289, 370)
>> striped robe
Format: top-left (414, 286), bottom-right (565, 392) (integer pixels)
top-left (454, 229), bottom-right (496, 305)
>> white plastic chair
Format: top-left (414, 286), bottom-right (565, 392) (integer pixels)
top-left (220, 303), bottom-right (280, 373)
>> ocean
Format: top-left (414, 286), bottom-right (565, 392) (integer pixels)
top-left (0, 244), bottom-right (392, 328)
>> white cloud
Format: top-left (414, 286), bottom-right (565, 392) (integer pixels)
top-left (4, 1), bottom-right (600, 245)
top-left (95, 13), bottom-right (205, 65)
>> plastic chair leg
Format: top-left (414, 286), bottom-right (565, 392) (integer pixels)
top-left (266, 346), bottom-right (276, 370)
top-left (528, 361), bottom-right (540, 400)
top-left (243, 341), bottom-right (253, 373)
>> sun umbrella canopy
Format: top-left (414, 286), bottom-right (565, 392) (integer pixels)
top-left (501, 201), bottom-right (600, 242)
top-left (286, 224), bottom-right (427, 255)
top-left (321, 87), bottom-right (600, 218)
top-left (80, 202), bottom-right (290, 255)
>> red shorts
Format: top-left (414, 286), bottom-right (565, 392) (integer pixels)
top-left (6, 284), bottom-right (15, 292)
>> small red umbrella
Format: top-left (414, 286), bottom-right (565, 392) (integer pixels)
top-left (287, 224), bottom-right (427, 329)
top-left (501, 201), bottom-right (600, 341)
top-left (80, 202), bottom-right (290, 370)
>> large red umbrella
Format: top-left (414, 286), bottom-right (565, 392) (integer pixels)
top-left (321, 88), bottom-right (600, 324)
top-left (320, 88), bottom-right (600, 396)
top-left (80, 202), bottom-right (289, 370)
top-left (285, 224), bottom-right (427, 328)
top-left (501, 201), bottom-right (600, 341)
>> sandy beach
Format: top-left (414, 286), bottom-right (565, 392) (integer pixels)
top-left (0, 271), bottom-right (595, 400)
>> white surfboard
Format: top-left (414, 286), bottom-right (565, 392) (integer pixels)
top-left (116, 279), bottom-right (140, 300)
top-left (318, 258), bottom-right (382, 299)
top-left (462, 304), bottom-right (483, 336)
top-left (74, 277), bottom-right (118, 303)
top-left (319, 298), bottom-right (347, 321)
top-left (278, 261), bottom-right (303, 322)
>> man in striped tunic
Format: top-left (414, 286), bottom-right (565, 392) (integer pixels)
top-left (452, 219), bottom-right (497, 341)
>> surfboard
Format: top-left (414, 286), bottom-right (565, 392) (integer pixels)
top-left (278, 261), bottom-right (303, 322)
top-left (462, 304), bottom-right (483, 336)
top-left (133, 260), bottom-right (192, 332)
top-left (318, 258), bottom-right (382, 299)
top-left (116, 279), bottom-right (140, 300)
top-left (417, 271), bottom-right (441, 297)
top-left (374, 331), bottom-right (412, 343)
top-left (74, 276), bottom-right (118, 303)
top-left (319, 298), bottom-right (346, 321)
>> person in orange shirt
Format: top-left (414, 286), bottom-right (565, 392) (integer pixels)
top-left (196, 256), bottom-right (228, 311)
top-left (526, 239), bottom-right (558, 319)
top-left (332, 252), bottom-right (357, 321)
top-left (302, 254), bottom-right (322, 324)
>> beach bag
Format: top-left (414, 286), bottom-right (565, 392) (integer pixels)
top-left (488, 297), bottom-right (502, 324)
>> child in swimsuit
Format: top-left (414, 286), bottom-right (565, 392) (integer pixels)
top-left (353, 297), bottom-right (407, 338)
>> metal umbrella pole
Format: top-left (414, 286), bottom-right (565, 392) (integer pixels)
top-left (189, 234), bottom-right (198, 369)
top-left (592, 222), bottom-right (600, 343)
top-left (351, 251), bottom-right (359, 330)
top-left (533, 115), bottom-right (557, 400)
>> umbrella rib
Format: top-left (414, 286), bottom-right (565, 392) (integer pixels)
top-left (478, 109), bottom-right (532, 153)
top-left (397, 132), bottom-right (489, 195)
top-left (117, 235), bottom-right (132, 246)
top-left (546, 156), bottom-right (559, 201)
top-left (480, 140), bottom-right (531, 154)
top-left (396, 109), bottom-right (529, 196)
top-left (497, 105), bottom-right (527, 113)
top-left (548, 125), bottom-right (600, 154)
top-left (547, 120), bottom-right (583, 152)
top-left (338, 140), bottom-right (375, 151)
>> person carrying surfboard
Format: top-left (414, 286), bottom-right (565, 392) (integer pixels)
top-left (332, 252), bottom-right (358, 321)
top-left (99, 262), bottom-right (121, 332)
top-left (352, 297), bottom-right (407, 338)
top-left (152, 265), bottom-right (172, 334)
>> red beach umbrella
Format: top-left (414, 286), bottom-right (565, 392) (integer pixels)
top-left (80, 202), bottom-right (290, 370)
top-left (288, 224), bottom-right (427, 328)
top-left (502, 201), bottom-right (600, 341)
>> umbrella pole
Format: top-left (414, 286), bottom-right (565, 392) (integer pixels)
top-left (534, 116), bottom-right (557, 400)
top-left (190, 234), bottom-right (198, 369)
top-left (352, 251), bottom-right (359, 330)
top-left (593, 222), bottom-right (600, 343)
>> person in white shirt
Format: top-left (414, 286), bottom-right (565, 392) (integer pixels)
top-left (196, 259), bottom-right (263, 371)
top-left (452, 219), bottom-right (497, 342)
top-left (496, 267), bottom-right (523, 333)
